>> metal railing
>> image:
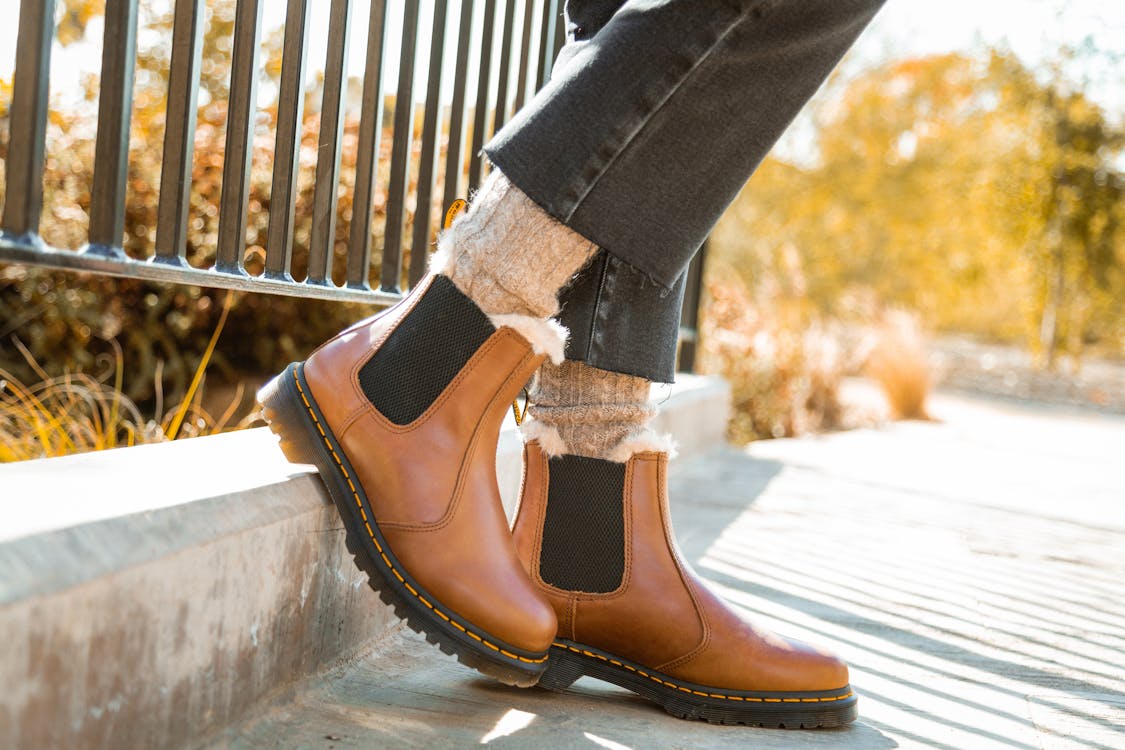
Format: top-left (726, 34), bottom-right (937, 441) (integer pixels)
top-left (1, 0), bottom-right (705, 367)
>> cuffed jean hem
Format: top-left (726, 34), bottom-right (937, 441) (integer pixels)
top-left (556, 250), bottom-right (687, 384)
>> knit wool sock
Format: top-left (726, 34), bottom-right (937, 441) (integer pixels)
top-left (433, 169), bottom-right (598, 319)
top-left (524, 359), bottom-right (662, 461)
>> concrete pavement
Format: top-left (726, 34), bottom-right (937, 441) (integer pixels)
top-left (208, 391), bottom-right (1125, 749)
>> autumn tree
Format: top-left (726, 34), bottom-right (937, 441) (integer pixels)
top-left (714, 49), bottom-right (1124, 363)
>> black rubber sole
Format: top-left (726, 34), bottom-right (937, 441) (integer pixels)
top-left (538, 639), bottom-right (858, 728)
top-left (257, 362), bottom-right (549, 687)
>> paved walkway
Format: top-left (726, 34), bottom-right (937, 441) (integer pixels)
top-left (209, 393), bottom-right (1125, 749)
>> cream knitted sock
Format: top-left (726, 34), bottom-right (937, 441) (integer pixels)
top-left (432, 169), bottom-right (598, 319)
top-left (525, 359), bottom-right (668, 462)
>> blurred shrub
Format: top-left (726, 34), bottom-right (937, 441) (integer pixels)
top-left (698, 273), bottom-right (846, 443)
top-left (863, 311), bottom-right (932, 420)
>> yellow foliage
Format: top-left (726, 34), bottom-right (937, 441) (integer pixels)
top-left (714, 50), bottom-right (1124, 362)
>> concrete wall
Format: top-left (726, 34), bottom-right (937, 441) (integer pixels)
top-left (0, 376), bottom-right (729, 749)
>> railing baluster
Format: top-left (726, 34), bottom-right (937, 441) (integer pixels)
top-left (264, 0), bottom-right (312, 281)
top-left (441, 0), bottom-right (476, 216)
top-left (84, 0), bottom-right (138, 259)
top-left (2, 0), bottom-right (55, 241)
top-left (468, 0), bottom-right (498, 191)
top-left (346, 0), bottom-right (389, 290)
top-left (379, 0), bottom-right (422, 294)
top-left (536, 0), bottom-right (560, 90)
top-left (553, 0), bottom-right (567, 62)
top-left (307, 0), bottom-right (353, 286)
top-left (216, 0), bottom-right (264, 275)
top-left (492, 0), bottom-right (516, 133)
top-left (677, 245), bottom-right (708, 373)
top-left (512, 0), bottom-right (535, 112)
top-left (153, 0), bottom-right (205, 267)
top-left (408, 0), bottom-right (451, 288)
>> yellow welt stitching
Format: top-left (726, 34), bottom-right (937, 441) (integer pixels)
top-left (552, 641), bottom-right (849, 704)
top-left (290, 370), bottom-right (547, 665)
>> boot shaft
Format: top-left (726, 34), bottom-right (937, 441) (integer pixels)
top-left (513, 440), bottom-right (706, 662)
top-left (513, 439), bottom-right (854, 698)
top-left (305, 275), bottom-right (542, 525)
top-left (264, 273), bottom-right (565, 671)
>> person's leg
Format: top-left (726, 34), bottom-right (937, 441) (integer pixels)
top-left (500, 0), bottom-right (885, 726)
top-left (497, 0), bottom-right (885, 461)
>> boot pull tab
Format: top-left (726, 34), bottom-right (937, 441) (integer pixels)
top-left (512, 387), bottom-right (529, 426)
top-left (443, 199), bottom-right (467, 230)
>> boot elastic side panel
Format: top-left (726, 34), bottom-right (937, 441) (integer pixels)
top-left (357, 275), bottom-right (495, 425)
top-left (540, 455), bottom-right (627, 593)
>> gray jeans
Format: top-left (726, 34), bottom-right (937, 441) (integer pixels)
top-left (485, 0), bottom-right (886, 382)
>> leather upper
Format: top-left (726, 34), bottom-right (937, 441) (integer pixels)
top-left (513, 440), bottom-right (849, 692)
top-left (303, 275), bottom-right (557, 653)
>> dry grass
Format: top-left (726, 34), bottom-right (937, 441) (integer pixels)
top-left (0, 293), bottom-right (260, 462)
top-left (864, 311), bottom-right (933, 420)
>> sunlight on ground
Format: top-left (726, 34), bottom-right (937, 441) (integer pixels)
top-left (686, 394), bottom-right (1125, 749)
top-left (479, 707), bottom-right (536, 744)
top-left (584, 732), bottom-right (635, 750)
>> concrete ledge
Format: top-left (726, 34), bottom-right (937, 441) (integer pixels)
top-left (0, 375), bottom-right (729, 749)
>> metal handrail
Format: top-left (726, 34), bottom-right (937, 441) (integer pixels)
top-left (1, 0), bottom-right (566, 300)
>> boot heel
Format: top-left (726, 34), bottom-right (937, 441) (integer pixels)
top-left (257, 363), bottom-right (321, 467)
top-left (537, 646), bottom-right (585, 691)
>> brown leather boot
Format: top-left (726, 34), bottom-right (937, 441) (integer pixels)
top-left (512, 441), bottom-right (857, 726)
top-left (257, 274), bottom-right (560, 686)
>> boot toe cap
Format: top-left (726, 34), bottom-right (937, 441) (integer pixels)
top-left (455, 579), bottom-right (558, 656)
top-left (787, 637), bottom-right (850, 691)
